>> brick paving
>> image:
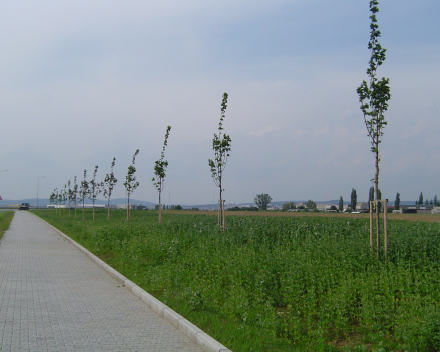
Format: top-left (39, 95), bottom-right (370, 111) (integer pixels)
top-left (0, 211), bottom-right (204, 352)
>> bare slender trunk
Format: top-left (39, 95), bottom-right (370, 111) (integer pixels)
top-left (159, 191), bottom-right (162, 224)
top-left (375, 132), bottom-right (380, 258)
top-left (218, 176), bottom-right (223, 229)
top-left (107, 199), bottom-right (110, 221)
top-left (127, 196), bottom-right (130, 222)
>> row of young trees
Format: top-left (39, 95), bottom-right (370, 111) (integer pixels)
top-left (49, 126), bottom-right (172, 223)
top-left (47, 91), bottom-right (231, 227)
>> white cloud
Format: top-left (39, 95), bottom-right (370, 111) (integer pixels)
top-left (250, 125), bottom-right (274, 137)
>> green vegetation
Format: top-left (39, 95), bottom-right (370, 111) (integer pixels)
top-left (0, 211), bottom-right (14, 240)
top-left (33, 209), bottom-right (440, 351)
top-left (357, 0), bottom-right (391, 255)
top-left (208, 92), bottom-right (231, 230)
top-left (254, 193), bottom-right (273, 210)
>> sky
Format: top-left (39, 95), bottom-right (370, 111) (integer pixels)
top-left (1, 0), bottom-right (439, 206)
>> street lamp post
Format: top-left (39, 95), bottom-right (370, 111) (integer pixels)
top-left (37, 176), bottom-right (45, 209)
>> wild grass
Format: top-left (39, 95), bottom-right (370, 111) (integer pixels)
top-left (33, 208), bottom-right (440, 351)
top-left (0, 211), bottom-right (14, 240)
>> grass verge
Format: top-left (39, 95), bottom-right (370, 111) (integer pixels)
top-left (0, 211), bottom-right (14, 241)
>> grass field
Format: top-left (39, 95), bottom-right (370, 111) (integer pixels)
top-left (33, 209), bottom-right (440, 351)
top-left (0, 211), bottom-right (14, 241)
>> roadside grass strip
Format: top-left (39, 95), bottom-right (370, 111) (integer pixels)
top-left (0, 211), bottom-right (14, 241)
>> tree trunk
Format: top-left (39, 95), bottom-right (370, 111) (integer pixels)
top-left (127, 196), bottom-right (130, 222)
top-left (159, 191), bottom-right (162, 224)
top-left (107, 198), bottom-right (110, 221)
top-left (219, 176), bottom-right (223, 228)
top-left (375, 132), bottom-right (380, 259)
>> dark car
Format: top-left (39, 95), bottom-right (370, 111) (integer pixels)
top-left (19, 203), bottom-right (30, 210)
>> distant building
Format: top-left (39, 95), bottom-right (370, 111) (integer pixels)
top-left (400, 204), bottom-right (434, 214)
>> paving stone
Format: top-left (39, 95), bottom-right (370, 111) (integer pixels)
top-left (0, 211), bottom-right (204, 352)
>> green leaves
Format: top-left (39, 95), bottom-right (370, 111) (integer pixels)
top-left (124, 149), bottom-right (140, 196)
top-left (209, 93), bottom-right (231, 191)
top-left (103, 157), bottom-right (117, 200)
top-left (357, 0), bottom-right (390, 198)
top-left (152, 126), bottom-right (171, 193)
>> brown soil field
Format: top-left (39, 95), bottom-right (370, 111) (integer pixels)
top-left (169, 210), bottom-right (440, 223)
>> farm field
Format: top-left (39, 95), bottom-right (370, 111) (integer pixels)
top-left (33, 209), bottom-right (440, 351)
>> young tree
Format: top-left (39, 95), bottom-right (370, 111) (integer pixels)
top-left (434, 195), bottom-right (438, 206)
top-left (103, 158), bottom-right (117, 221)
top-left (152, 126), bottom-right (171, 224)
top-left (88, 166), bottom-right (101, 221)
top-left (67, 180), bottom-right (73, 217)
top-left (351, 188), bottom-right (357, 211)
top-left (79, 169), bottom-right (89, 221)
top-left (418, 192), bottom-right (423, 205)
top-left (339, 196), bottom-right (344, 212)
top-left (72, 176), bottom-right (78, 217)
top-left (208, 93), bottom-right (231, 229)
top-left (254, 193), bottom-right (273, 210)
top-left (124, 149), bottom-right (140, 222)
top-left (49, 190), bottom-right (56, 213)
top-left (357, 0), bottom-right (391, 253)
top-left (59, 187), bottom-right (66, 215)
top-left (394, 192), bottom-right (400, 211)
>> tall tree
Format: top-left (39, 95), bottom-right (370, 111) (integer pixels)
top-left (369, 186), bottom-right (374, 210)
top-left (88, 166), bottom-right (101, 221)
top-left (434, 195), bottom-right (438, 206)
top-left (254, 193), bottom-right (273, 210)
top-left (103, 158), bottom-right (117, 221)
top-left (79, 169), bottom-right (89, 221)
top-left (124, 149), bottom-right (140, 222)
top-left (282, 202), bottom-right (296, 212)
top-left (394, 192), bottom-right (400, 211)
top-left (351, 188), bottom-right (357, 211)
top-left (306, 199), bottom-right (317, 211)
top-left (208, 93), bottom-right (231, 229)
top-left (357, 0), bottom-right (391, 254)
top-left (152, 126), bottom-right (171, 224)
top-left (418, 192), bottom-right (423, 205)
top-left (377, 189), bottom-right (382, 212)
top-left (339, 196), bottom-right (344, 212)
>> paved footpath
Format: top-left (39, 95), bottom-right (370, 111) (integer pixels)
top-left (0, 211), bottom-right (207, 352)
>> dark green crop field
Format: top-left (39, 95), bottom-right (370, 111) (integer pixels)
top-left (34, 209), bottom-right (440, 351)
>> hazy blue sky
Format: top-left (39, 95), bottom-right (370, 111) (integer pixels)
top-left (1, 1), bottom-right (439, 205)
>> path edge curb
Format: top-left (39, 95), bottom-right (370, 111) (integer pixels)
top-left (34, 214), bottom-right (232, 352)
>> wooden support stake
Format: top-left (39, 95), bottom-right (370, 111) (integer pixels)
top-left (370, 201), bottom-right (374, 249)
top-left (222, 200), bottom-right (225, 231)
top-left (384, 198), bottom-right (388, 254)
top-left (218, 200), bottom-right (221, 226)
